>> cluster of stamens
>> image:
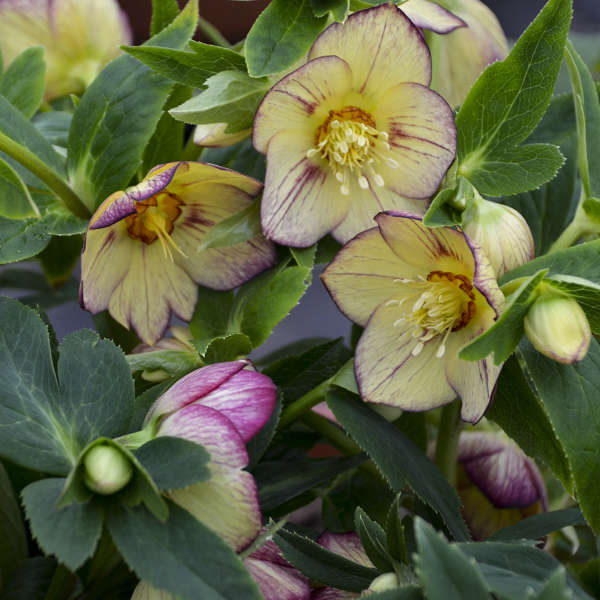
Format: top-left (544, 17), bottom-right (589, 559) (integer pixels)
top-left (125, 192), bottom-right (186, 261)
top-left (386, 271), bottom-right (476, 359)
top-left (306, 106), bottom-right (398, 196)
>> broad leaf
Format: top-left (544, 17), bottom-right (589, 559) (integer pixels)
top-left (0, 47), bottom-right (45, 118)
top-left (126, 348), bottom-right (200, 378)
top-left (33, 111), bottom-right (72, 148)
top-left (490, 508), bottom-right (585, 542)
top-left (0, 557), bottom-right (56, 600)
top-left (355, 507), bottom-right (394, 572)
top-left (197, 201), bottom-right (262, 252)
top-left (532, 568), bottom-right (571, 600)
top-left (151, 0), bottom-right (180, 35)
top-left (189, 288), bottom-right (235, 355)
top-left (203, 333), bottom-right (252, 363)
top-left (0, 158), bottom-right (39, 219)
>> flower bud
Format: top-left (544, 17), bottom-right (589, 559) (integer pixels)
top-left (524, 291), bottom-right (591, 364)
top-left (193, 123), bottom-right (252, 147)
top-left (432, 0), bottom-right (509, 107)
top-left (462, 197), bottom-right (534, 278)
top-left (367, 572), bottom-right (400, 593)
top-left (458, 432), bottom-right (547, 540)
top-left (83, 444), bottom-right (133, 495)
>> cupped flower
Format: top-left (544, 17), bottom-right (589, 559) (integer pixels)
top-left (431, 0), bottom-right (509, 107)
top-left (462, 196), bottom-right (534, 278)
top-left (0, 0), bottom-right (131, 100)
top-left (321, 212), bottom-right (505, 423)
top-left (80, 162), bottom-right (277, 345)
top-left (253, 3), bottom-right (456, 247)
top-left (458, 432), bottom-right (548, 540)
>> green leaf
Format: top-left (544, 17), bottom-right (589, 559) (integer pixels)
top-left (151, 0), bottom-right (180, 35)
top-left (203, 333), bottom-right (252, 363)
top-left (545, 274), bottom-right (600, 334)
top-left (130, 380), bottom-right (173, 432)
top-left (0, 557), bottom-right (56, 600)
top-left (489, 508), bottom-right (585, 542)
top-left (38, 234), bottom-right (83, 286)
top-left (355, 506), bottom-right (394, 572)
top-left (517, 338), bottom-right (600, 533)
top-left (327, 388), bottom-right (470, 542)
top-left (170, 70), bottom-right (269, 133)
top-left (0, 47), bottom-right (45, 118)
top-left (126, 349), bottom-right (200, 378)
top-left (457, 0), bottom-right (572, 196)
top-left (246, 394), bottom-right (282, 470)
top-left (459, 269), bottom-right (548, 364)
top-left (107, 500), bottom-right (262, 600)
top-left (125, 43), bottom-right (247, 89)
top-left (0, 462), bottom-right (28, 588)
top-left (414, 519), bottom-right (490, 600)
top-left (33, 112), bottom-right (72, 148)
top-left (0, 158), bottom-right (39, 219)
top-left (487, 356), bottom-right (573, 493)
top-left (200, 138), bottom-right (265, 181)
top-left (423, 186), bottom-right (467, 228)
top-left (532, 567), bottom-right (571, 600)
top-left (386, 495), bottom-right (410, 564)
top-left (245, 0), bottom-right (327, 78)
top-left (67, 0), bottom-right (198, 210)
top-left (21, 478), bottom-right (103, 570)
top-left (189, 288), bottom-right (235, 355)
top-left (134, 436), bottom-right (210, 491)
top-left (274, 528), bottom-right (380, 592)
top-left (197, 201), bottom-right (262, 251)
top-left (290, 244), bottom-right (317, 270)
top-left (311, 0), bottom-right (349, 20)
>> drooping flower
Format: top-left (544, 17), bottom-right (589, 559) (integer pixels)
top-left (430, 0), bottom-right (509, 107)
top-left (458, 432), bottom-right (548, 540)
top-left (321, 212), bottom-right (505, 423)
top-left (130, 360), bottom-right (310, 600)
top-left (0, 0), bottom-right (132, 100)
top-left (80, 162), bottom-right (276, 345)
top-left (253, 3), bottom-right (456, 247)
top-left (524, 287), bottom-right (591, 364)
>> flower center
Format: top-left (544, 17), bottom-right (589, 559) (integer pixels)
top-left (125, 192), bottom-right (186, 261)
top-left (388, 270), bottom-right (476, 358)
top-left (307, 106), bottom-right (398, 196)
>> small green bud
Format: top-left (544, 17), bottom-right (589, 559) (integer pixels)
top-left (83, 444), bottom-right (133, 495)
top-left (367, 572), bottom-right (400, 593)
top-left (524, 292), bottom-right (591, 364)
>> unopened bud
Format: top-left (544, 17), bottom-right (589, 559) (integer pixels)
top-left (524, 292), bottom-right (591, 364)
top-left (193, 123), bottom-right (252, 147)
top-left (83, 444), bottom-right (133, 495)
top-left (367, 572), bottom-right (400, 593)
top-left (463, 198), bottom-right (534, 278)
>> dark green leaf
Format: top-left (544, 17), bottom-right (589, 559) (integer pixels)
top-left (130, 380), bottom-right (173, 432)
top-left (311, 0), bottom-right (349, 20)
top-left (274, 528), bottom-right (379, 592)
top-left (32, 112), bottom-right (72, 148)
top-left (386, 495), bottom-right (409, 564)
top-left (415, 519), bottom-right (490, 600)
top-left (459, 269), bottom-right (548, 364)
top-left (532, 567), bottom-right (571, 600)
top-left (189, 288), bottom-right (235, 355)
top-left (0, 557), bottom-right (56, 600)
top-left (245, 0), bottom-right (327, 78)
top-left (199, 138), bottom-right (265, 181)
top-left (151, 0), bottom-right (180, 35)
top-left (38, 234), bottom-right (82, 286)
top-left (0, 47), bottom-right (45, 118)
top-left (0, 158), bottom-right (39, 219)
top-left (107, 501), bottom-right (262, 600)
top-left (246, 394), bottom-right (282, 470)
top-left (197, 201), bottom-right (262, 252)
top-left (490, 508), bottom-right (585, 542)
top-left (368, 589), bottom-right (423, 600)
top-left (21, 478), bottom-right (103, 570)
top-left (203, 333), bottom-right (252, 363)
top-left (125, 43), bottom-right (247, 89)
top-left (126, 349), bottom-right (200, 378)
top-left (327, 388), bottom-right (470, 542)
top-left (67, 1), bottom-right (198, 210)
top-left (134, 436), bottom-right (210, 491)
top-left (355, 506), bottom-right (394, 572)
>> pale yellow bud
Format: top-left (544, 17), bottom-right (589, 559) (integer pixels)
top-left (193, 123), bottom-right (252, 147)
top-left (83, 444), bottom-right (133, 495)
top-left (367, 572), bottom-right (400, 594)
top-left (524, 292), bottom-right (591, 364)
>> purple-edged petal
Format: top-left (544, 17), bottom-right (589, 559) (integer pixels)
top-left (145, 361), bottom-right (249, 423)
top-left (355, 303), bottom-right (455, 411)
top-left (261, 130), bottom-right (349, 247)
top-left (200, 370), bottom-right (278, 443)
top-left (308, 4), bottom-right (431, 100)
top-left (253, 56), bottom-right (353, 154)
top-left (317, 532), bottom-right (373, 568)
top-left (321, 227), bottom-right (421, 326)
top-left (400, 0), bottom-right (466, 33)
top-left (372, 83), bottom-right (456, 200)
top-left (244, 558), bottom-right (310, 600)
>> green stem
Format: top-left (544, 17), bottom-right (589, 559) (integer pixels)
top-left (434, 400), bottom-right (462, 487)
top-left (182, 133), bottom-right (203, 162)
top-left (0, 131), bottom-right (90, 219)
top-left (278, 379), bottom-right (332, 429)
top-left (197, 15), bottom-right (230, 47)
top-left (44, 564), bottom-right (76, 600)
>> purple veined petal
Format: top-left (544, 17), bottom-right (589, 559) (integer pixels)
top-left (355, 302), bottom-right (455, 411)
top-left (145, 361), bottom-right (249, 423)
top-left (253, 55), bottom-right (353, 154)
top-left (199, 370), bottom-right (278, 443)
top-left (317, 532), bottom-right (373, 568)
top-left (308, 3), bottom-right (431, 98)
top-left (244, 557), bottom-right (310, 600)
top-left (400, 0), bottom-right (466, 33)
top-left (261, 129), bottom-right (349, 247)
top-left (128, 163), bottom-right (180, 201)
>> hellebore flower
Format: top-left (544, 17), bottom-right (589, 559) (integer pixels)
top-left (253, 3), bottom-right (456, 247)
top-left (131, 361), bottom-right (311, 600)
top-left (321, 212), bottom-right (505, 423)
top-left (431, 0), bottom-right (509, 107)
top-left (524, 288), bottom-right (591, 364)
top-left (462, 196), bottom-right (534, 278)
top-left (80, 162), bottom-right (276, 345)
top-left (458, 432), bottom-right (547, 540)
top-left (0, 0), bottom-right (131, 100)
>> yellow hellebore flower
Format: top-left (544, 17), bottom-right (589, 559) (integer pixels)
top-left (80, 162), bottom-right (276, 346)
top-left (0, 0), bottom-right (132, 100)
top-left (253, 3), bottom-right (457, 247)
top-left (322, 212), bottom-right (505, 423)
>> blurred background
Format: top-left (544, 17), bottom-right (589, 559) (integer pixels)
top-left (3, 0), bottom-right (600, 355)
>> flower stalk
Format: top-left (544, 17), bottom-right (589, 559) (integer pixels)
top-left (278, 379), bottom-right (332, 430)
top-left (434, 399), bottom-right (462, 487)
